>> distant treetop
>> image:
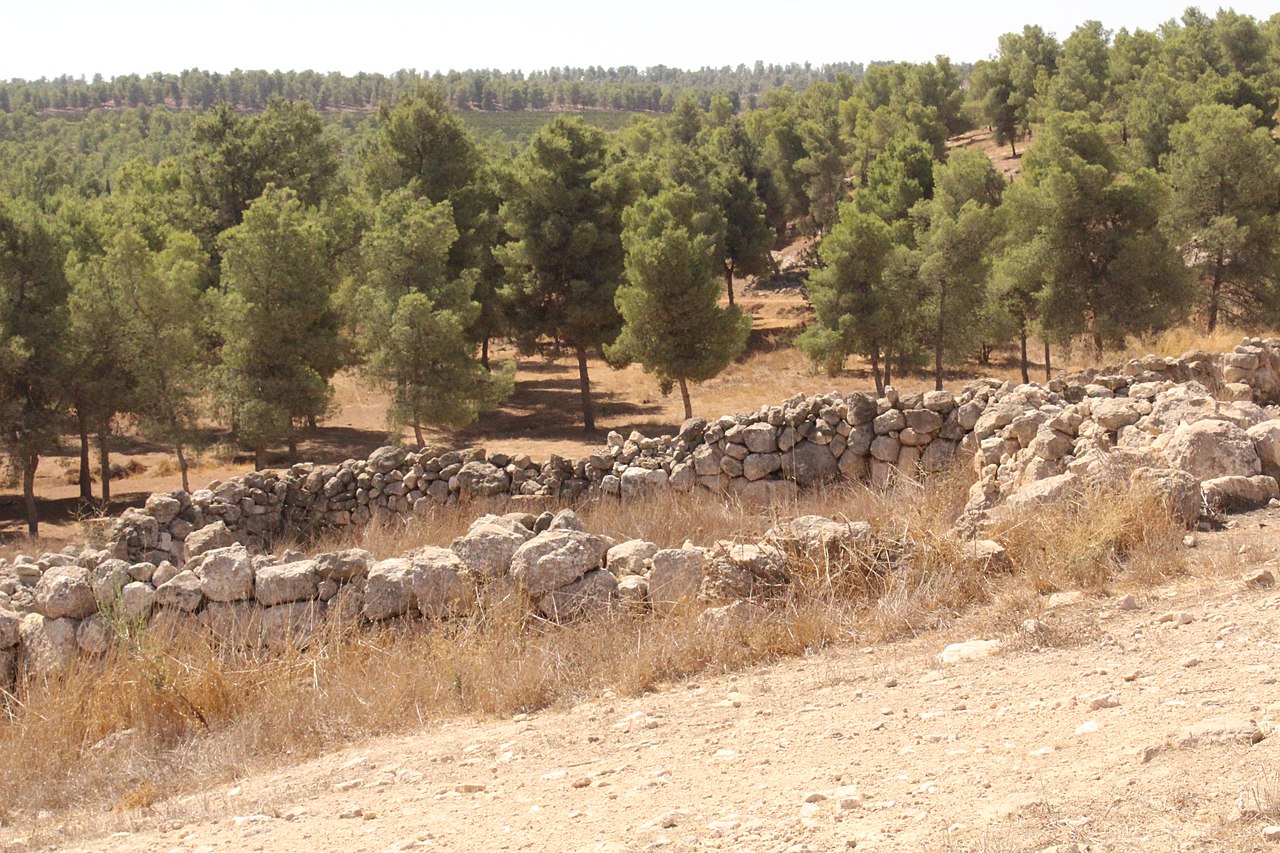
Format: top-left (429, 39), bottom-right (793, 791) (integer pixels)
top-left (0, 62), bottom-right (878, 115)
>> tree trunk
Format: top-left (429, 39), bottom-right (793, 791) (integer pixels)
top-left (1010, 137), bottom-right (1018, 158)
top-left (480, 336), bottom-right (491, 371)
top-left (870, 345), bottom-right (884, 397)
top-left (1019, 323), bottom-right (1030, 385)
top-left (1208, 251), bottom-right (1225, 333)
top-left (575, 346), bottom-right (596, 432)
top-left (723, 261), bottom-right (735, 307)
top-left (77, 410), bottom-right (92, 501)
top-left (934, 281), bottom-right (946, 391)
top-left (882, 350), bottom-right (891, 389)
top-left (678, 376), bottom-right (692, 420)
top-left (23, 453), bottom-right (38, 537)
top-left (254, 447), bottom-right (266, 471)
top-left (413, 421), bottom-right (425, 448)
top-left (307, 415), bottom-right (317, 429)
top-left (176, 442), bottom-right (190, 493)
top-left (1093, 333), bottom-right (1104, 360)
top-left (1044, 340), bottom-right (1052, 381)
top-left (287, 435), bottom-right (298, 464)
top-left (97, 422), bottom-right (111, 503)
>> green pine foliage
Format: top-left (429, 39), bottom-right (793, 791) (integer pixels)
top-left (608, 187), bottom-right (751, 419)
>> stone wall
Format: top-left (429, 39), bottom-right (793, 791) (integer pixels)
top-left (1, 508), bottom-right (957, 687)
top-left (93, 337), bottom-right (1280, 566)
top-left (6, 338), bottom-right (1280, 692)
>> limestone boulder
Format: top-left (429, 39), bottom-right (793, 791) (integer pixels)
top-left (1130, 467), bottom-right (1203, 527)
top-left (409, 547), bottom-right (474, 620)
top-left (35, 566), bottom-right (97, 620)
top-left (1163, 419), bottom-right (1261, 481)
top-left (451, 522), bottom-right (530, 578)
top-left (997, 472), bottom-right (1081, 517)
top-left (185, 522), bottom-right (234, 559)
top-left (1090, 398), bottom-right (1142, 431)
top-left (155, 570), bottom-right (204, 612)
top-left (18, 613), bottom-right (79, 676)
top-left (312, 548), bottom-right (373, 583)
top-left (742, 452), bottom-right (782, 481)
top-left (194, 544), bottom-right (254, 602)
top-left (76, 615), bottom-right (112, 655)
top-left (117, 582), bottom-right (156, 622)
top-left (741, 423), bottom-right (778, 454)
top-left (1247, 420), bottom-right (1280, 480)
top-left (781, 441), bottom-right (839, 487)
top-left (649, 548), bottom-right (705, 615)
top-left (456, 461), bottom-right (510, 500)
top-left (144, 493), bottom-right (182, 525)
top-left (766, 515), bottom-right (872, 564)
top-left (606, 539), bottom-right (659, 576)
top-left (537, 569), bottom-right (618, 620)
top-left (697, 600), bottom-right (768, 631)
top-left (362, 558), bottom-right (416, 621)
top-left (510, 530), bottom-right (609, 598)
top-left (261, 601), bottom-right (326, 650)
top-left (254, 561), bottom-right (319, 606)
top-left (617, 574), bottom-right (649, 606)
top-left (0, 608), bottom-right (20, 649)
top-left (1201, 475), bottom-right (1279, 514)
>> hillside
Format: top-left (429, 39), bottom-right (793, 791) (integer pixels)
top-left (11, 508), bottom-right (1280, 852)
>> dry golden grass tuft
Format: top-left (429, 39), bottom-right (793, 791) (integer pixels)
top-left (990, 484), bottom-right (1188, 595)
top-left (0, 466), bottom-right (1191, 832)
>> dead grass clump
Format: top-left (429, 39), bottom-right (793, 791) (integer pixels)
top-left (1235, 773), bottom-right (1280, 823)
top-left (991, 484), bottom-right (1187, 594)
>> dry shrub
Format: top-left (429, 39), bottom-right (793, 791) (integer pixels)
top-left (108, 459), bottom-right (147, 481)
top-left (1236, 773), bottom-right (1280, 823)
top-left (149, 457), bottom-right (180, 478)
top-left (990, 482), bottom-right (1187, 594)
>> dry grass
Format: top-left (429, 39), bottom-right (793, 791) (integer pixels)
top-left (0, 467), bottom-right (1191, 839)
top-left (990, 485), bottom-right (1189, 595)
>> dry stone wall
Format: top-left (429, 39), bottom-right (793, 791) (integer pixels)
top-left (90, 337), bottom-right (1280, 567)
top-left (5, 338), bottom-right (1280, 692)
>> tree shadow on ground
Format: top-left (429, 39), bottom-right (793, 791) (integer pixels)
top-left (0, 490), bottom-right (154, 544)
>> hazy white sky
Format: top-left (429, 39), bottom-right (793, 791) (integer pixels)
top-left (6, 1), bottom-right (1278, 80)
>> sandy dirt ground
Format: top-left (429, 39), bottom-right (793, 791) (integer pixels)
top-left (11, 508), bottom-right (1280, 853)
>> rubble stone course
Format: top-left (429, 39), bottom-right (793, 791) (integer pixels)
top-left (4, 338), bottom-right (1280, 690)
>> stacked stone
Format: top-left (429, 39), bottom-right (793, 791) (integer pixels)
top-left (958, 375), bottom-right (1280, 532)
top-left (5, 508), bottom-right (916, 686)
top-left (98, 338), bottom-right (1280, 565)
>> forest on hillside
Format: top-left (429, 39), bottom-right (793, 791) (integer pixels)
top-left (1, 7), bottom-right (1279, 534)
top-left (0, 63), bottom-right (871, 115)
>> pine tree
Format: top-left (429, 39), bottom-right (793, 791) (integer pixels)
top-left (212, 186), bottom-right (338, 467)
top-left (1004, 111), bottom-right (1192, 355)
top-left (607, 187), bottom-right (750, 419)
top-left (912, 149), bottom-right (1004, 390)
top-left (796, 204), bottom-right (897, 392)
top-left (0, 197), bottom-right (69, 535)
top-left (1163, 103), bottom-right (1280, 330)
top-left (499, 117), bottom-right (628, 432)
top-left (356, 189), bottom-right (513, 445)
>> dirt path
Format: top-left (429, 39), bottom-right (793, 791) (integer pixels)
top-left (10, 512), bottom-right (1277, 853)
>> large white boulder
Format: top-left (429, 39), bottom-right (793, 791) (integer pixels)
top-left (1163, 419), bottom-right (1261, 481)
top-left (510, 530), bottom-right (609, 598)
top-left (34, 566), bottom-right (96, 620)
